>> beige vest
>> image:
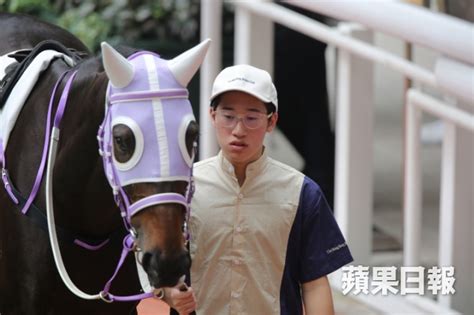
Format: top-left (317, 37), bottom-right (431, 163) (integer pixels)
top-left (190, 151), bottom-right (304, 315)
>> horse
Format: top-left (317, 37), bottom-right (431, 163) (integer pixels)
top-left (0, 13), bottom-right (209, 314)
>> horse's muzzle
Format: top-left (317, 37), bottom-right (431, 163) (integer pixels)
top-left (141, 249), bottom-right (191, 288)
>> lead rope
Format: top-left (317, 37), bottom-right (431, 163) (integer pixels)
top-left (45, 70), bottom-right (104, 301)
top-left (183, 141), bottom-right (197, 243)
top-left (46, 70), bottom-right (153, 302)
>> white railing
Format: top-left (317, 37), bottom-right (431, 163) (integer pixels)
top-left (405, 89), bottom-right (473, 310)
top-left (200, 1), bottom-right (473, 313)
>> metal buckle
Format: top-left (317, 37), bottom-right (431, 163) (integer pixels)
top-left (99, 291), bottom-right (114, 303)
top-left (2, 168), bottom-right (10, 186)
top-left (123, 234), bottom-right (135, 251)
top-left (132, 241), bottom-right (142, 253)
top-left (178, 283), bottom-right (189, 292)
top-left (153, 288), bottom-right (165, 299)
top-left (0, 78), bottom-right (7, 90)
top-left (130, 227), bottom-right (138, 239)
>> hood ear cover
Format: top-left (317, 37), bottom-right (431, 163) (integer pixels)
top-left (101, 39), bottom-right (211, 89)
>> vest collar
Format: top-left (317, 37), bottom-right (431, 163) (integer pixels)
top-left (218, 147), bottom-right (268, 179)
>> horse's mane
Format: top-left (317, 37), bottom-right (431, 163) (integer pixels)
top-left (115, 45), bottom-right (141, 59)
top-left (72, 45), bottom-right (140, 76)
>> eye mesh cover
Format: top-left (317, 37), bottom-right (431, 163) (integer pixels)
top-left (111, 117), bottom-right (144, 171)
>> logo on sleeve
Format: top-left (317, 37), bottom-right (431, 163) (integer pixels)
top-left (326, 242), bottom-right (347, 254)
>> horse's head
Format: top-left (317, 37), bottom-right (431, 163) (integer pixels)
top-left (98, 40), bottom-right (209, 288)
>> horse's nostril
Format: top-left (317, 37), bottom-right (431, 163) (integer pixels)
top-left (142, 250), bottom-right (191, 287)
top-left (172, 251), bottom-right (191, 274)
top-left (140, 251), bottom-right (155, 272)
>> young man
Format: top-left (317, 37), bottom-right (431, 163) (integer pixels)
top-left (165, 65), bottom-right (353, 314)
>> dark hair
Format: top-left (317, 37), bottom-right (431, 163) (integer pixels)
top-left (210, 95), bottom-right (276, 114)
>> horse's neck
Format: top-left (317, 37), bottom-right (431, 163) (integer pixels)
top-left (52, 69), bottom-right (122, 235)
top-left (4, 54), bottom-right (119, 236)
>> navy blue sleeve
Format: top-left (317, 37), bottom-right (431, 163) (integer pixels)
top-left (279, 177), bottom-right (353, 314)
top-left (298, 177), bottom-right (353, 283)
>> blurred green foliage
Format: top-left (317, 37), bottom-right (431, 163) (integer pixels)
top-left (0, 0), bottom-right (200, 51)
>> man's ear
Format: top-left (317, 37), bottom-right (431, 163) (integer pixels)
top-left (209, 107), bottom-right (217, 126)
top-left (266, 112), bottom-right (278, 132)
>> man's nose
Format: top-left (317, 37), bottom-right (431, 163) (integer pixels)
top-left (232, 119), bottom-right (247, 136)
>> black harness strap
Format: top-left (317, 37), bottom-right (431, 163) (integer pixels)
top-left (0, 40), bottom-right (87, 110)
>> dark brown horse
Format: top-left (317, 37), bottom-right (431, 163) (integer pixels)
top-left (0, 13), bottom-right (207, 314)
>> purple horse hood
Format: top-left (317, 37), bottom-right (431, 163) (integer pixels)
top-left (98, 40), bottom-right (210, 218)
top-left (105, 52), bottom-right (194, 185)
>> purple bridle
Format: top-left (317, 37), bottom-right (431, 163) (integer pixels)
top-left (97, 51), bottom-right (196, 236)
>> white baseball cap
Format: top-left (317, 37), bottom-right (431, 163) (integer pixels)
top-left (210, 64), bottom-right (278, 111)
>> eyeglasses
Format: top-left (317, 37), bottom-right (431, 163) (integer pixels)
top-left (215, 110), bottom-right (273, 130)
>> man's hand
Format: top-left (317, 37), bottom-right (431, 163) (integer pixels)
top-left (163, 286), bottom-right (197, 315)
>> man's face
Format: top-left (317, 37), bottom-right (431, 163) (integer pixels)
top-left (210, 91), bottom-right (277, 168)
